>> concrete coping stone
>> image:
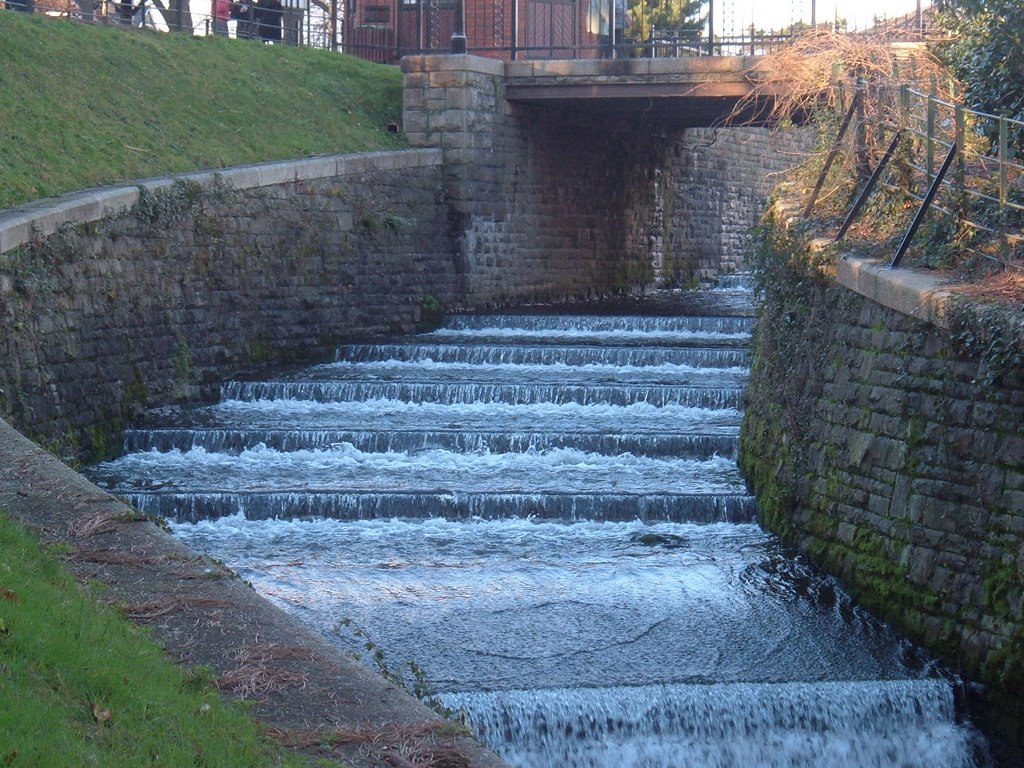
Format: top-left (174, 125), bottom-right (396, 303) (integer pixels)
top-left (504, 54), bottom-right (763, 80)
top-left (401, 53), bottom-right (505, 76)
top-left (0, 149), bottom-right (442, 257)
top-left (772, 199), bottom-right (958, 330)
top-left (836, 254), bottom-right (957, 330)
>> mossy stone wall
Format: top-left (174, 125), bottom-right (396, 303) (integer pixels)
top-left (0, 164), bottom-right (458, 463)
top-left (740, 222), bottom-right (1024, 757)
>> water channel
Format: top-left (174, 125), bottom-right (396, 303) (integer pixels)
top-left (88, 278), bottom-right (987, 767)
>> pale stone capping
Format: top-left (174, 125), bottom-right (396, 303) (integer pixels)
top-left (505, 54), bottom-right (763, 80)
top-left (777, 199), bottom-right (958, 330)
top-left (0, 148), bottom-right (443, 256)
top-left (836, 255), bottom-right (957, 329)
top-left (401, 53), bottom-right (504, 77)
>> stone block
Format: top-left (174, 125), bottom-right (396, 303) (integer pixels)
top-left (429, 109), bottom-right (467, 132)
top-left (91, 187), bottom-right (143, 219)
top-left (0, 211), bottom-right (35, 254)
top-left (429, 70), bottom-right (469, 89)
top-left (256, 162), bottom-right (298, 188)
top-left (836, 256), bottom-right (954, 329)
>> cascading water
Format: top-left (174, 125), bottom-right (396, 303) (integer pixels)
top-left (88, 279), bottom-right (987, 767)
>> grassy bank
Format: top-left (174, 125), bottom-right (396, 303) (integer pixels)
top-left (0, 12), bottom-right (405, 210)
top-left (0, 511), bottom-right (307, 767)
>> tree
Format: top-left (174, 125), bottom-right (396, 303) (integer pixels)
top-left (935, 0), bottom-right (1024, 148)
top-left (629, 0), bottom-right (704, 51)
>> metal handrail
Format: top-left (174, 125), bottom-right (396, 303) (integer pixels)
top-left (826, 76), bottom-right (1024, 270)
top-left (4, 0), bottom-right (938, 62)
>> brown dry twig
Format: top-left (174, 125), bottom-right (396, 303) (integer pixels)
top-left (265, 722), bottom-right (473, 768)
top-left (72, 513), bottom-right (120, 538)
top-left (120, 595), bottom-right (234, 621)
top-left (216, 643), bottom-right (316, 699)
top-left (740, 29), bottom-right (951, 127)
top-left (955, 271), bottom-right (1024, 305)
top-left (71, 509), bottom-right (147, 538)
top-left (68, 549), bottom-right (166, 567)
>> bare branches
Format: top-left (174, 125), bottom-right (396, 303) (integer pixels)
top-left (216, 642), bottom-right (316, 699)
top-left (740, 29), bottom-right (951, 130)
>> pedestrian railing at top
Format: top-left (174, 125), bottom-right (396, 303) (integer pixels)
top-left (3, 0), bottom-right (936, 63)
top-left (2, 0), bottom-right (334, 48)
top-left (815, 77), bottom-right (1024, 272)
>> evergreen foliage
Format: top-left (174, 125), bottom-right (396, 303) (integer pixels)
top-left (935, 0), bottom-right (1024, 150)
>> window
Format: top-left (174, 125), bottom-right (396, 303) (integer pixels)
top-left (363, 4), bottom-right (389, 22)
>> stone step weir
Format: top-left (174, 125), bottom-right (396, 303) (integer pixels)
top-left (122, 427), bottom-right (741, 459)
top-left (89, 281), bottom-right (984, 768)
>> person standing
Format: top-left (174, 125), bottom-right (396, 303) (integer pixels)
top-left (212, 0), bottom-right (230, 34)
top-left (253, 0), bottom-right (281, 41)
top-left (588, 0), bottom-right (629, 58)
top-left (230, 0), bottom-right (252, 38)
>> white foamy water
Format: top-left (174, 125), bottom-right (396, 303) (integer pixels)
top-left (442, 681), bottom-right (979, 768)
top-left (419, 327), bottom-right (751, 346)
top-left (94, 297), bottom-right (989, 767)
top-left (308, 358), bottom-right (749, 387)
top-left (147, 399), bottom-right (744, 435)
top-left (92, 445), bottom-right (745, 495)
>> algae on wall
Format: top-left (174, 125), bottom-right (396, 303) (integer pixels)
top-left (0, 163), bottom-right (460, 465)
top-left (738, 206), bottom-right (1024, 755)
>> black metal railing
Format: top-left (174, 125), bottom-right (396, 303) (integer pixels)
top-left (2, 0), bottom-right (329, 47)
top-left (4, 0), bottom-right (937, 64)
top-left (813, 76), bottom-right (1024, 271)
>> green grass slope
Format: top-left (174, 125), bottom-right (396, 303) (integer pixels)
top-left (0, 12), bottom-right (405, 210)
top-left (0, 512), bottom-right (305, 767)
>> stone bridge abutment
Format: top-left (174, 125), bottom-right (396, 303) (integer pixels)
top-left (401, 53), bottom-right (806, 301)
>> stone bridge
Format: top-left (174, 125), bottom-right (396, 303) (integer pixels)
top-left (501, 55), bottom-right (781, 126)
top-left (404, 54), bottom-right (781, 134)
top-left (401, 53), bottom-right (799, 300)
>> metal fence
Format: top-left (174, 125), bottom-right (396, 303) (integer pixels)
top-left (1, 0), bottom-right (334, 47)
top-left (344, 0), bottom-right (934, 63)
top-left (2, 0), bottom-right (936, 63)
top-left (817, 76), bottom-right (1024, 270)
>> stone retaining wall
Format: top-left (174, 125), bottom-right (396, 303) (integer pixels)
top-left (663, 127), bottom-right (809, 284)
top-left (739, 213), bottom-right (1024, 757)
top-left (0, 150), bottom-right (458, 460)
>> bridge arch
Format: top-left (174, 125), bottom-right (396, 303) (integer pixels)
top-left (402, 53), bottom-right (807, 301)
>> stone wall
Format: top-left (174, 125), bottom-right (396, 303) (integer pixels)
top-left (401, 55), bottom-right (810, 297)
top-left (739, 216), bottom-right (1024, 757)
top-left (402, 55), bottom-right (658, 302)
top-left (662, 127), bottom-right (810, 284)
top-left (0, 151), bottom-right (458, 461)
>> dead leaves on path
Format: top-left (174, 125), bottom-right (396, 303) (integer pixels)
top-left (216, 643), bottom-right (315, 700)
top-left (120, 595), bottom-right (234, 621)
top-left (265, 721), bottom-right (473, 768)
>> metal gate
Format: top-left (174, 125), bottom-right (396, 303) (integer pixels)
top-left (524, 0), bottom-right (577, 58)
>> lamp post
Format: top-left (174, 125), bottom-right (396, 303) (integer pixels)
top-left (450, 0), bottom-right (467, 52)
top-left (706, 0), bottom-right (713, 56)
